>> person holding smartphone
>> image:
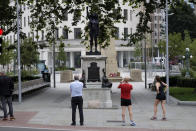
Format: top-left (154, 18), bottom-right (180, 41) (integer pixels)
top-left (151, 75), bottom-right (168, 121)
top-left (118, 78), bottom-right (136, 126)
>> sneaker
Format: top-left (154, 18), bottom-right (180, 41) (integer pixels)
top-left (80, 123), bottom-right (84, 126)
top-left (10, 117), bottom-right (15, 121)
top-left (162, 117), bottom-right (167, 121)
top-left (121, 121), bottom-right (126, 126)
top-left (2, 118), bottom-right (8, 121)
top-left (150, 116), bottom-right (157, 120)
top-left (70, 123), bottom-right (76, 126)
top-left (130, 121), bottom-right (136, 126)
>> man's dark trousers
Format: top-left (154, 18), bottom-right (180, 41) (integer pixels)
top-left (1, 96), bottom-right (14, 118)
top-left (71, 96), bottom-right (84, 125)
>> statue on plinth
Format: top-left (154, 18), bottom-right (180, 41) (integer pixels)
top-left (102, 69), bottom-right (112, 88)
top-left (86, 7), bottom-right (100, 55)
top-left (80, 70), bottom-right (86, 88)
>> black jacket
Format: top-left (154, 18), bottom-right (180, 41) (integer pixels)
top-left (0, 76), bottom-right (14, 96)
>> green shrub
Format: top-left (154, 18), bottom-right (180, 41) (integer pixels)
top-left (177, 77), bottom-right (196, 88)
top-left (180, 68), bottom-right (194, 77)
top-left (21, 70), bottom-right (39, 77)
top-left (192, 66), bottom-right (196, 71)
top-left (11, 76), bottom-right (41, 83)
top-left (160, 76), bottom-right (180, 86)
top-left (56, 66), bottom-right (75, 71)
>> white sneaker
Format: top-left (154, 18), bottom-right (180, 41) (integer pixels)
top-left (130, 121), bottom-right (136, 126)
top-left (122, 121), bottom-right (126, 126)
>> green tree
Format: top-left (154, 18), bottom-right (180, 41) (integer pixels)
top-left (0, 40), bottom-right (14, 71)
top-left (168, 1), bottom-right (196, 39)
top-left (0, 0), bottom-right (16, 35)
top-left (190, 39), bottom-right (196, 70)
top-left (158, 32), bottom-right (185, 60)
top-left (24, 0), bottom-right (178, 47)
top-left (21, 38), bottom-right (39, 69)
top-left (134, 42), bottom-right (142, 61)
top-left (57, 42), bottom-right (66, 68)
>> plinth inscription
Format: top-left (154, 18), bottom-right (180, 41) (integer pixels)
top-left (88, 62), bottom-right (100, 82)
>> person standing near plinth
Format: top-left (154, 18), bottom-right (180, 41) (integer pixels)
top-left (118, 78), bottom-right (136, 126)
top-left (70, 75), bottom-right (84, 126)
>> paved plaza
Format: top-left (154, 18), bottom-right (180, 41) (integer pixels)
top-left (0, 71), bottom-right (196, 131)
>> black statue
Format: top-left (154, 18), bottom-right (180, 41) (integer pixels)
top-left (86, 7), bottom-right (99, 53)
top-left (102, 69), bottom-right (112, 88)
top-left (80, 70), bottom-right (86, 88)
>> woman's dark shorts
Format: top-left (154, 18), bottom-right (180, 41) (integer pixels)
top-left (121, 98), bottom-right (132, 106)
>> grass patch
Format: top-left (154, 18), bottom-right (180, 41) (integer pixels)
top-left (170, 87), bottom-right (196, 101)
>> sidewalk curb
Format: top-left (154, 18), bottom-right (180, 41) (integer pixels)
top-left (169, 96), bottom-right (196, 106)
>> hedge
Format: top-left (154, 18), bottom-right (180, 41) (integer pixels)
top-left (11, 76), bottom-right (41, 83)
top-left (160, 76), bottom-right (196, 88)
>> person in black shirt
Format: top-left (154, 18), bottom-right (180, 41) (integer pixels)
top-left (151, 75), bottom-right (168, 121)
top-left (0, 72), bottom-right (15, 121)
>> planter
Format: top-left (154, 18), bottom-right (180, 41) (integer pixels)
top-left (14, 78), bottom-right (44, 91)
top-left (60, 70), bottom-right (73, 83)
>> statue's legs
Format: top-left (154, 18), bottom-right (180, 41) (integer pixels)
top-left (90, 34), bottom-right (93, 52)
top-left (94, 35), bottom-right (98, 52)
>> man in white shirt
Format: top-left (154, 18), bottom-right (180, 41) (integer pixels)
top-left (70, 75), bottom-right (84, 126)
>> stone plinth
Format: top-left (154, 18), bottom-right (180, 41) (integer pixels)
top-left (83, 88), bottom-right (112, 109)
top-left (60, 70), bottom-right (73, 83)
top-left (130, 69), bottom-right (142, 82)
top-left (81, 55), bottom-right (107, 83)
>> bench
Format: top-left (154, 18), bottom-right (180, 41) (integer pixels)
top-left (13, 78), bottom-right (50, 97)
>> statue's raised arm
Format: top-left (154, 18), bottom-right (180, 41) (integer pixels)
top-left (86, 7), bottom-right (90, 19)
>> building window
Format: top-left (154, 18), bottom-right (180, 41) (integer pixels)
top-left (74, 52), bottom-right (81, 68)
top-left (13, 34), bottom-right (15, 43)
top-left (130, 28), bottom-right (132, 35)
top-left (20, 17), bottom-right (22, 28)
top-left (130, 10), bottom-right (132, 21)
top-left (74, 10), bottom-right (81, 21)
top-left (31, 32), bottom-right (34, 41)
top-left (55, 28), bottom-right (59, 39)
top-left (10, 36), bottom-right (12, 43)
top-left (24, 17), bottom-right (26, 27)
top-left (155, 32), bottom-right (157, 36)
top-left (42, 30), bottom-right (44, 40)
top-left (63, 28), bottom-right (68, 39)
top-left (115, 27), bottom-right (119, 39)
top-left (23, 4), bottom-right (26, 11)
top-left (155, 39), bottom-right (157, 44)
top-left (154, 24), bottom-right (157, 29)
top-left (28, 32), bottom-right (30, 38)
top-left (63, 10), bottom-right (68, 21)
top-left (154, 16), bottom-right (157, 21)
top-left (124, 9), bottom-right (128, 20)
top-left (124, 28), bottom-right (128, 40)
top-left (28, 16), bottom-right (30, 25)
top-left (74, 28), bottom-right (81, 39)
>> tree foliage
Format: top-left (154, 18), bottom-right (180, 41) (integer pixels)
top-left (22, 0), bottom-right (178, 48)
top-left (57, 41), bottom-right (66, 67)
top-left (0, 41), bottom-right (14, 67)
top-left (0, 0), bottom-right (17, 35)
top-left (21, 38), bottom-right (39, 68)
top-left (168, 0), bottom-right (196, 39)
top-left (158, 31), bottom-right (194, 60)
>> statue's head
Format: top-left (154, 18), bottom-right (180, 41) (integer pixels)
top-left (91, 13), bottom-right (98, 19)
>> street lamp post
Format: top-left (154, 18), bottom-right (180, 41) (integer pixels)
top-left (165, 0), bottom-right (170, 103)
top-left (183, 48), bottom-right (192, 78)
top-left (17, 0), bottom-right (22, 103)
